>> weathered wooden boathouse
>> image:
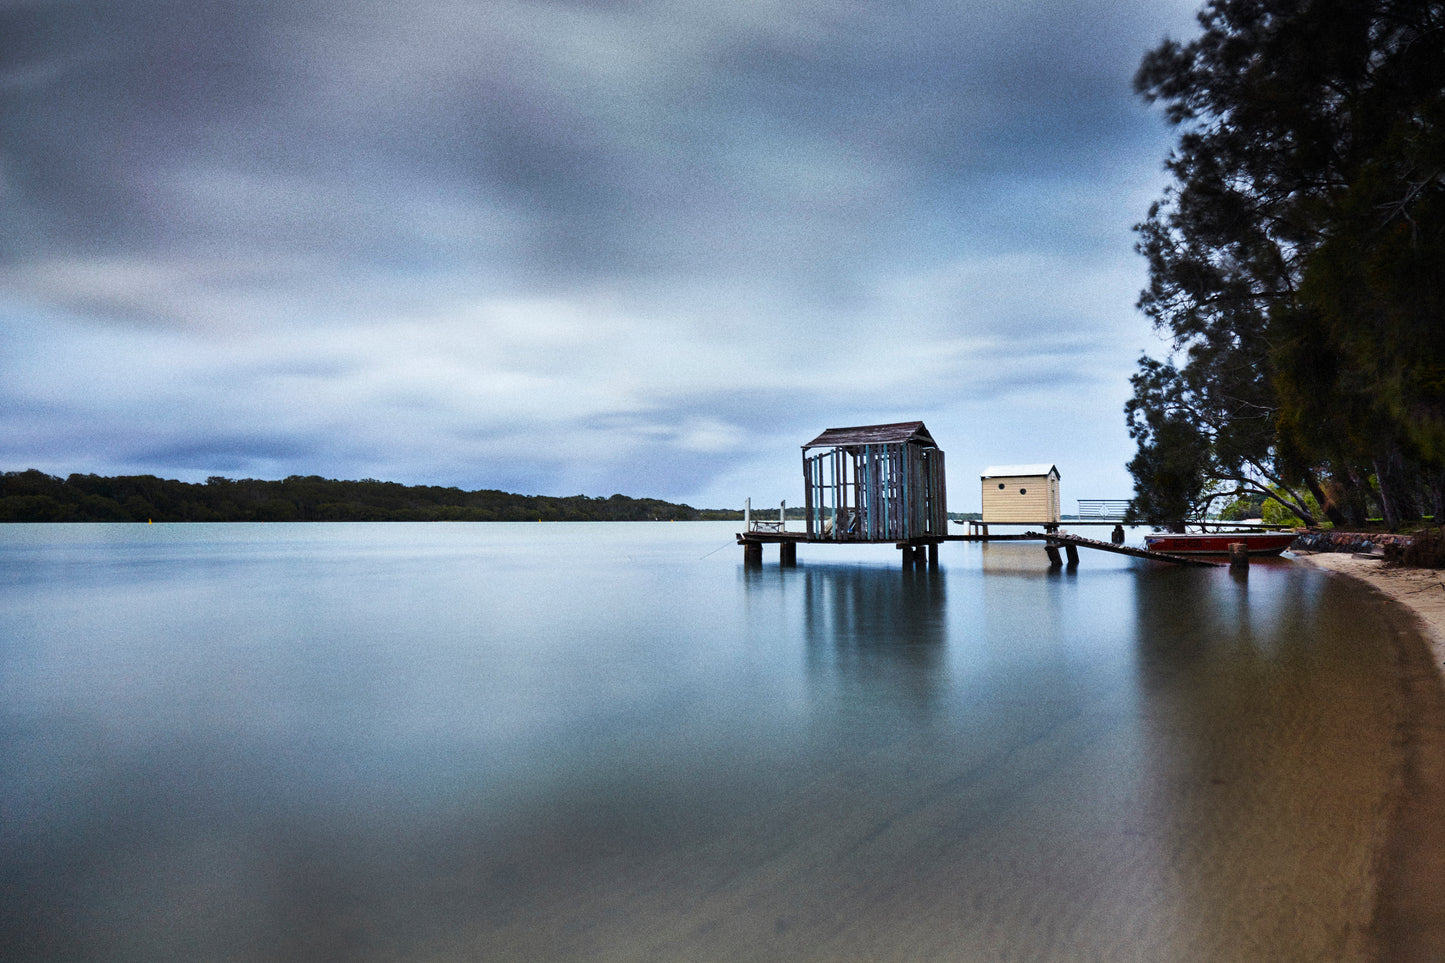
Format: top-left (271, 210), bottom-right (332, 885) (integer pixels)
top-left (802, 421), bottom-right (948, 542)
top-left (739, 421), bottom-right (948, 566)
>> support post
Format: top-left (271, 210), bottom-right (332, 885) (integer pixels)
top-left (1065, 544), bottom-right (1079, 566)
top-left (900, 544), bottom-right (915, 568)
top-left (1044, 544), bottom-right (1063, 567)
top-left (928, 542), bottom-right (939, 566)
top-left (780, 541), bottom-right (797, 566)
top-left (1229, 542), bottom-right (1249, 572)
top-left (743, 540), bottom-right (763, 566)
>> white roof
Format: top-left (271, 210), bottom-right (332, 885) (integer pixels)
top-left (981, 464), bottom-right (1060, 478)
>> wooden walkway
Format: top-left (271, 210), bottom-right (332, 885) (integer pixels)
top-left (1021, 531), bottom-right (1220, 567)
top-left (737, 529), bottom-right (1219, 567)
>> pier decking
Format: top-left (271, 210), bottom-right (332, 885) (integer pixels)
top-left (737, 528), bottom-right (1221, 568)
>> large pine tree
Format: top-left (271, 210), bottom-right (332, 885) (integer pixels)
top-left (1127, 0), bottom-right (1445, 527)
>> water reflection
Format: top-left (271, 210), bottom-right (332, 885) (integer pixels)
top-left (1127, 561), bottom-right (1397, 958)
top-left (0, 525), bottom-right (1427, 962)
top-left (802, 564), bottom-right (949, 727)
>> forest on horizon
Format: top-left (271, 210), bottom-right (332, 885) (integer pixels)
top-left (0, 469), bottom-right (740, 523)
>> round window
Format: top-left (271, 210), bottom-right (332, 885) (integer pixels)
top-left (1019, 488), bottom-right (1027, 495)
top-left (997, 482), bottom-right (1005, 489)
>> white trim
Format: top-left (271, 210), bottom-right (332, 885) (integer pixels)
top-left (981, 464), bottom-right (1059, 479)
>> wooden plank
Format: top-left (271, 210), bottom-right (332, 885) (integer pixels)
top-left (1029, 531), bottom-right (1220, 567)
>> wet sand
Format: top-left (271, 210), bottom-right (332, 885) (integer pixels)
top-left (1293, 553), bottom-right (1445, 673)
top-left (1293, 552), bottom-right (1445, 960)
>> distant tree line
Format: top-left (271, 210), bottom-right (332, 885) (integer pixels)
top-left (0, 470), bottom-right (742, 522)
top-left (1125, 0), bottom-right (1444, 530)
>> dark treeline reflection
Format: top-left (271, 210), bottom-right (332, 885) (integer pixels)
top-left (1125, 560), bottom-right (1399, 948)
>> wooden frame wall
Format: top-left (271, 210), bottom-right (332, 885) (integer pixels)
top-left (804, 442), bottom-right (946, 541)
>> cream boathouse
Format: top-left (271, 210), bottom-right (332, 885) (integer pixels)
top-left (980, 464), bottom-right (1061, 525)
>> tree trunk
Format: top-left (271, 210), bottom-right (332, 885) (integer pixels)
top-left (1373, 450), bottom-right (1419, 529)
top-left (1374, 457), bottom-right (1399, 529)
top-left (1429, 472), bottom-right (1445, 522)
top-left (1301, 469), bottom-right (1343, 527)
top-left (1260, 486), bottom-right (1314, 526)
top-left (1334, 467), bottom-right (1370, 527)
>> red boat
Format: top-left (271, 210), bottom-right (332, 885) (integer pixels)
top-left (1143, 531), bottom-right (1298, 556)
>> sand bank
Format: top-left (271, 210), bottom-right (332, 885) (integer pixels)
top-left (1293, 552), bottom-right (1445, 675)
top-left (1292, 551), bottom-right (1445, 961)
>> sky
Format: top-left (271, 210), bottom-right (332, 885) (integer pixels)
top-left (1, 0), bottom-right (1205, 512)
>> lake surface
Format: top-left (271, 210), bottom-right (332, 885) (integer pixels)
top-left (0, 522), bottom-right (1426, 960)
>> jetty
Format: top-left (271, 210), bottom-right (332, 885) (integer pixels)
top-left (738, 527), bottom-right (1219, 568)
top-left (738, 421), bottom-right (1220, 568)
top-left (1026, 530), bottom-right (1218, 567)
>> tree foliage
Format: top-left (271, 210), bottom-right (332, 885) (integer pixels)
top-left (0, 470), bottom-right (735, 522)
top-left (1127, 0), bottom-right (1445, 528)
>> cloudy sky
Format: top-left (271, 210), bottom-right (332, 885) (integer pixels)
top-left (2, 0), bottom-right (1203, 511)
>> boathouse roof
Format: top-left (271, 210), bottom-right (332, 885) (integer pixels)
top-left (981, 464), bottom-right (1060, 479)
top-left (802, 421), bottom-right (937, 449)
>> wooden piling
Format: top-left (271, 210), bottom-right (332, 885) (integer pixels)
top-left (1044, 544), bottom-right (1063, 567)
top-left (928, 542), bottom-right (939, 566)
top-left (1229, 542), bottom-right (1249, 572)
top-left (743, 541), bottom-right (763, 566)
top-left (780, 541), bottom-right (797, 566)
top-left (1065, 543), bottom-right (1079, 566)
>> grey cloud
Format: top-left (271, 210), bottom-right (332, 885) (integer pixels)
top-left (2, 0), bottom-right (1200, 500)
top-left (6, 0), bottom-right (1179, 272)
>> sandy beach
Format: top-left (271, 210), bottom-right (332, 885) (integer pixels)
top-left (1293, 551), bottom-right (1445, 961)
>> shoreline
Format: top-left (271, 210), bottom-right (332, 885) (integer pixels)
top-left (1292, 552), bottom-right (1445, 960)
top-left (1292, 552), bottom-right (1445, 676)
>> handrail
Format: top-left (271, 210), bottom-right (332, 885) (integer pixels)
top-left (1077, 499), bottom-right (1131, 518)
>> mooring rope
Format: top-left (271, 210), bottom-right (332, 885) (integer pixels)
top-left (700, 540), bottom-right (737, 559)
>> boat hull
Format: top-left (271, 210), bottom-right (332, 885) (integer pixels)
top-left (1143, 532), bottom-right (1298, 556)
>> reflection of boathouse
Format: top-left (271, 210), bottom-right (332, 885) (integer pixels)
top-left (802, 421), bottom-right (947, 542)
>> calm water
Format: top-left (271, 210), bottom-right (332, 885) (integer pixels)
top-left (0, 522), bottom-right (1421, 960)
